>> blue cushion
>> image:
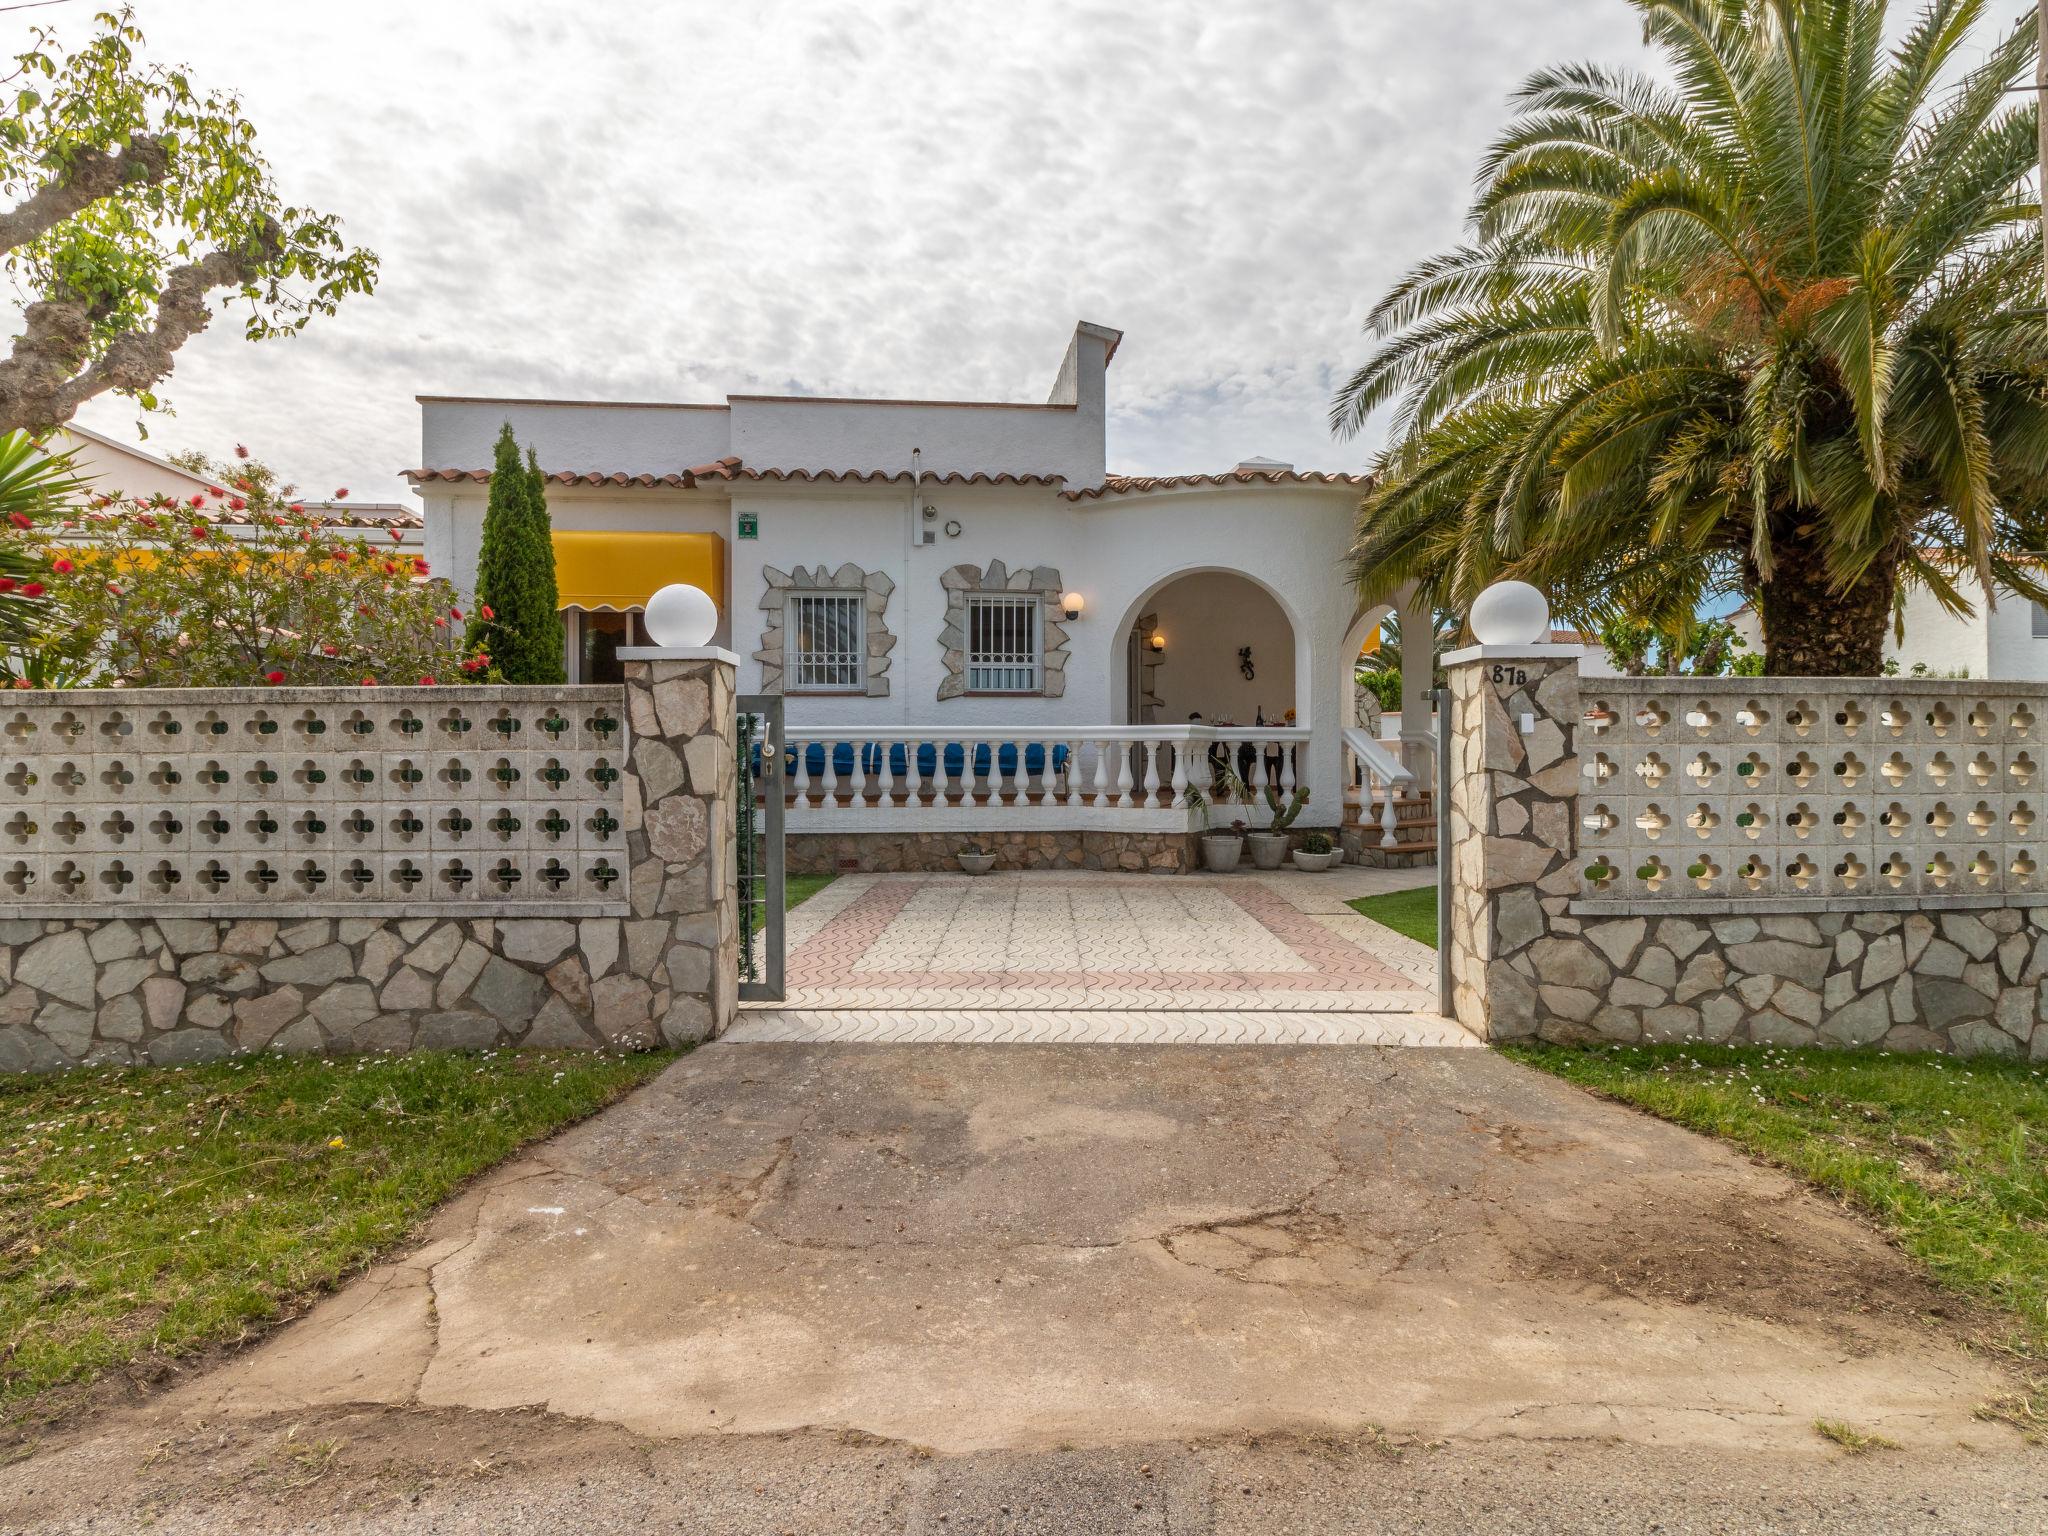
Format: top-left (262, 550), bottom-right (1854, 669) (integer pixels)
top-left (786, 741), bottom-right (1070, 779)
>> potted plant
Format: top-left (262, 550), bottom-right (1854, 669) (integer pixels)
top-left (1187, 771), bottom-right (1247, 872)
top-left (1247, 786), bottom-right (1308, 870)
top-left (956, 842), bottom-right (997, 875)
top-left (1292, 830), bottom-right (1337, 873)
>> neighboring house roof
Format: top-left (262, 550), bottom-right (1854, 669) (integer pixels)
top-left (401, 456), bottom-right (1365, 499)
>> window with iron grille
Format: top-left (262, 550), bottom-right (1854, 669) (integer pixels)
top-left (786, 593), bottom-right (866, 691)
top-left (966, 593), bottom-right (1041, 693)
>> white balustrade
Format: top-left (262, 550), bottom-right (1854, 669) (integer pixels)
top-left (1341, 726), bottom-right (1418, 850)
top-left (776, 725), bottom-right (1314, 830)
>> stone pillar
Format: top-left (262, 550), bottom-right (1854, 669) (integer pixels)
top-left (621, 648), bottom-right (740, 1044)
top-left (1441, 645), bottom-right (1583, 1039)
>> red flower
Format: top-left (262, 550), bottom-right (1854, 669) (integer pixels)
top-left (360, 675), bottom-right (378, 686)
top-left (234, 444), bottom-right (250, 459)
top-left (388, 528), bottom-right (403, 543)
top-left (358, 604), bottom-right (372, 616)
top-left (0, 578), bottom-right (16, 594)
top-left (382, 561), bottom-right (397, 575)
top-left (137, 513), bottom-right (156, 529)
top-left (263, 670), bottom-right (286, 685)
top-left (289, 503), bottom-right (305, 514)
top-left (432, 616), bottom-right (447, 628)
top-left (334, 488), bottom-right (349, 499)
top-left (228, 497), bottom-right (246, 512)
top-left (10, 678), bottom-right (29, 689)
top-left (207, 486), bottom-right (225, 498)
top-left (8, 512), bottom-right (30, 529)
top-left (19, 582), bottom-right (43, 598)
top-left (104, 582), bottom-right (122, 596)
top-left (413, 558), bottom-right (431, 575)
top-left (188, 495), bottom-right (205, 509)
top-left (449, 606), bottom-right (463, 620)
top-left (321, 644), bottom-right (338, 656)
top-left (50, 558), bottom-right (73, 574)
top-left (191, 525), bottom-right (209, 540)
top-left (480, 604), bottom-right (494, 620)
top-left (418, 675), bottom-right (436, 686)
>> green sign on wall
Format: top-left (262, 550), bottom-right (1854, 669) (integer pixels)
top-left (737, 512), bottom-right (759, 540)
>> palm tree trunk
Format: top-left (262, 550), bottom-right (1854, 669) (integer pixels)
top-left (1756, 530), bottom-right (1898, 676)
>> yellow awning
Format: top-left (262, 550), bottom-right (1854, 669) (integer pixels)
top-left (552, 530), bottom-right (724, 613)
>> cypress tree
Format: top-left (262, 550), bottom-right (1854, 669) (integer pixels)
top-left (466, 423), bottom-right (565, 684)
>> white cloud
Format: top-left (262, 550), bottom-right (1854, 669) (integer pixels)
top-left (37, 0), bottom-right (1999, 502)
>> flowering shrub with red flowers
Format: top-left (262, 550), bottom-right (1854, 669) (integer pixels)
top-left (0, 437), bottom-right (493, 688)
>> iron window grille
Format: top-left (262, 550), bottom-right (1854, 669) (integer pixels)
top-left (787, 593), bottom-right (866, 692)
top-left (966, 593), bottom-right (1041, 693)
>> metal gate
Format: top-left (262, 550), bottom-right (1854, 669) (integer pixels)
top-left (736, 694), bottom-right (785, 1001)
top-left (1432, 684), bottom-right (1452, 1015)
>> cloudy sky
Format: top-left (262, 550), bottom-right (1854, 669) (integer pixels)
top-left (29, 1), bottom-right (2012, 503)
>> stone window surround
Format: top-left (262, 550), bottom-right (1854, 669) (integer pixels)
top-left (756, 563), bottom-right (895, 698)
top-left (938, 560), bottom-right (1068, 701)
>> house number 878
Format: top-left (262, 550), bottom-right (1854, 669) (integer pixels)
top-left (1490, 664), bottom-right (1529, 687)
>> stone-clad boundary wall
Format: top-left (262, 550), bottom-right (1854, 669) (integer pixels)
top-left (1446, 653), bottom-right (2048, 1058)
top-left (0, 656), bottom-right (737, 1072)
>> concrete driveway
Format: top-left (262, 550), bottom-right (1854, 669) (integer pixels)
top-left (169, 1042), bottom-right (2006, 1453)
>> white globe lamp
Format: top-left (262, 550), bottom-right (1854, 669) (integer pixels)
top-left (1469, 580), bottom-right (1551, 646)
top-left (642, 583), bottom-right (717, 649)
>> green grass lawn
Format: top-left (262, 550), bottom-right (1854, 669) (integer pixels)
top-left (786, 872), bottom-right (835, 910)
top-left (1347, 885), bottom-right (1438, 947)
top-left (1506, 1041), bottom-right (2048, 1407)
top-left (0, 1048), bottom-right (672, 1421)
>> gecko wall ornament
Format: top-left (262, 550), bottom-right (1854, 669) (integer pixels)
top-left (1238, 646), bottom-right (1255, 681)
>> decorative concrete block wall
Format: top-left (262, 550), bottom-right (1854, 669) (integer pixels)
top-left (0, 660), bottom-right (737, 1072)
top-left (1445, 654), bottom-right (2048, 1057)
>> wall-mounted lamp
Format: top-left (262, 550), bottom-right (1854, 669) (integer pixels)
top-left (1062, 591), bottom-right (1085, 621)
top-left (1148, 632), bottom-right (1166, 652)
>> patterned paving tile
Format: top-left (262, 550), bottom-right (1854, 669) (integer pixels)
top-left (747, 869), bottom-right (1458, 1043)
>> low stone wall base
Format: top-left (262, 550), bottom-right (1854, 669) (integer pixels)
top-left (0, 912), bottom-right (713, 1074)
top-left (788, 830), bottom-right (1198, 875)
top-left (1509, 908), bottom-right (2048, 1059)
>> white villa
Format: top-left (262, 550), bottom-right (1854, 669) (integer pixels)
top-left (408, 321), bottom-right (1438, 871)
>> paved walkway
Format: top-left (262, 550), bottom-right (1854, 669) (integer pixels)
top-left (727, 867), bottom-right (1466, 1045)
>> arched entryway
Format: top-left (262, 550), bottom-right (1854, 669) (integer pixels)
top-left (1119, 569), bottom-right (1299, 730)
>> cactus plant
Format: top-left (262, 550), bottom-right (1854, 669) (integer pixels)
top-left (1263, 784), bottom-right (1309, 832)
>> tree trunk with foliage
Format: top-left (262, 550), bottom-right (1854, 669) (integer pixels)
top-left (465, 426), bottom-right (564, 685)
top-left (1755, 528), bottom-right (1901, 677)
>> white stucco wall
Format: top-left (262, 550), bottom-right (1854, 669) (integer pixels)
top-left (419, 401), bottom-right (733, 477)
top-left (727, 481), bottom-right (1358, 822)
top-left (418, 322), bottom-right (1115, 486)
top-left (47, 425), bottom-right (212, 504)
top-left (1143, 571), bottom-right (1296, 727)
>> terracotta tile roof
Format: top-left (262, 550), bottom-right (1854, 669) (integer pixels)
top-left (402, 457), bottom-right (1065, 490)
top-left (402, 456), bottom-right (1368, 501)
top-left (1061, 468), bottom-right (1373, 500)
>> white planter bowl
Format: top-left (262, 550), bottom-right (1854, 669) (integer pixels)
top-left (1200, 835), bottom-right (1244, 873)
top-left (1291, 849), bottom-right (1337, 873)
top-left (957, 852), bottom-right (997, 875)
top-left (1246, 833), bottom-right (1291, 871)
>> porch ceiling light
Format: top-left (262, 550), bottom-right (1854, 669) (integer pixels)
top-left (1062, 590), bottom-right (1085, 621)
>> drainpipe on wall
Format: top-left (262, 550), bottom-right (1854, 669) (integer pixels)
top-left (906, 447), bottom-right (921, 724)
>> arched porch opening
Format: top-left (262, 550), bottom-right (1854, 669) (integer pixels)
top-left (1114, 569), bottom-right (1300, 730)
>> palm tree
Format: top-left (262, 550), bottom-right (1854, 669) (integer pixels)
top-left (1332, 0), bottom-right (2048, 675)
top-left (0, 431), bottom-right (84, 648)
